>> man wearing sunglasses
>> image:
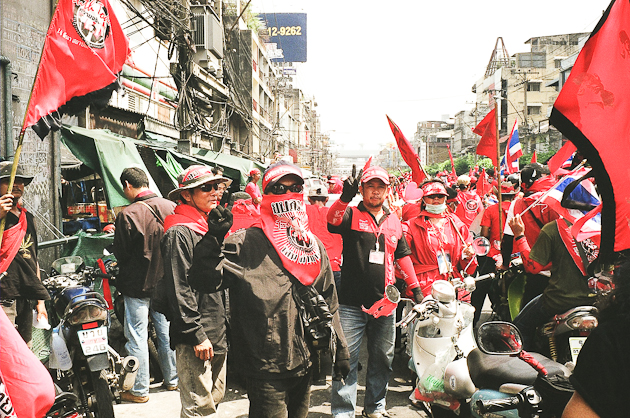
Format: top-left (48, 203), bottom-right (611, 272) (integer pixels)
top-left (158, 165), bottom-right (231, 417)
top-left (187, 161), bottom-right (349, 418)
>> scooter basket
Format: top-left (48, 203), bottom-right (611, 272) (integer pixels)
top-left (534, 374), bottom-right (574, 417)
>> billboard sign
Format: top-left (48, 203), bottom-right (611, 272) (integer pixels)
top-left (259, 13), bottom-right (307, 63)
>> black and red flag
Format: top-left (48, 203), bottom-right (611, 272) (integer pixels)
top-left (550, 0), bottom-right (630, 260)
top-left (24, 0), bottom-right (130, 138)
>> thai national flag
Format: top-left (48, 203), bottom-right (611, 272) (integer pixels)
top-left (541, 168), bottom-right (601, 241)
top-left (504, 120), bottom-right (522, 174)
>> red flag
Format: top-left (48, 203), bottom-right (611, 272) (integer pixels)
top-left (447, 144), bottom-right (456, 176)
top-left (476, 168), bottom-right (490, 197)
top-left (473, 108), bottom-right (498, 166)
top-left (531, 150), bottom-right (537, 164)
top-left (363, 156), bottom-right (373, 173)
top-left (547, 141), bottom-right (577, 176)
top-left (24, 0), bottom-right (130, 138)
top-left (550, 0), bottom-right (630, 258)
top-left (386, 115), bottom-right (426, 184)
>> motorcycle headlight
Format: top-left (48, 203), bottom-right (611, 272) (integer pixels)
top-left (567, 315), bottom-right (598, 330)
top-left (68, 304), bottom-right (107, 326)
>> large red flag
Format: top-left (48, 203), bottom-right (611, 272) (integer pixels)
top-left (24, 0), bottom-right (130, 138)
top-left (473, 108), bottom-right (498, 166)
top-left (550, 0), bottom-right (630, 259)
top-left (386, 115), bottom-right (426, 184)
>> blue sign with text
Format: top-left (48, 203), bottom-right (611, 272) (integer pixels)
top-left (259, 13), bottom-right (307, 63)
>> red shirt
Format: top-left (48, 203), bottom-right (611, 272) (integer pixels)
top-left (245, 181), bottom-right (262, 208)
top-left (480, 201), bottom-right (511, 257)
top-left (305, 204), bottom-right (343, 271)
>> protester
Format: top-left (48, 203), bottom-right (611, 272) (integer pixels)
top-left (402, 178), bottom-right (477, 298)
top-left (0, 161), bottom-right (49, 346)
top-left (509, 214), bottom-right (597, 350)
top-left (563, 257), bottom-right (629, 418)
top-left (454, 174), bottom-right (484, 228)
top-left (502, 163), bottom-right (560, 307)
top-left (328, 164), bottom-right (422, 418)
top-left (472, 181), bottom-right (519, 325)
top-left (245, 168), bottom-right (262, 209)
top-left (187, 161), bottom-right (349, 418)
top-left (160, 165), bottom-right (230, 417)
top-left (113, 167), bottom-right (178, 403)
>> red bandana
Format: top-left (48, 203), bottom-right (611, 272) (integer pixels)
top-left (164, 204), bottom-right (208, 236)
top-left (258, 193), bottom-right (321, 286)
top-left (0, 208), bottom-right (27, 274)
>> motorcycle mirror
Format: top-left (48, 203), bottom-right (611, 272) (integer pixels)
top-left (385, 284), bottom-right (400, 303)
top-left (476, 321), bottom-right (523, 355)
top-left (471, 236), bottom-right (491, 257)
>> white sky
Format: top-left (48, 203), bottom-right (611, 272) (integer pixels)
top-left (251, 0), bottom-right (611, 153)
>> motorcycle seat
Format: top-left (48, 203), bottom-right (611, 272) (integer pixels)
top-left (467, 348), bottom-right (570, 390)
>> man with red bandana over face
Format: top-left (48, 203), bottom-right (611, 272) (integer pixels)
top-left (187, 161), bottom-right (349, 418)
top-left (327, 164), bottom-right (421, 418)
top-left (402, 179), bottom-right (477, 298)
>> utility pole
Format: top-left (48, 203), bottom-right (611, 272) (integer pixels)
top-left (176, 0), bottom-right (192, 155)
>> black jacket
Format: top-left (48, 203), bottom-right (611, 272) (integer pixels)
top-left (113, 193), bottom-right (175, 298)
top-left (188, 227), bottom-right (349, 379)
top-left (160, 224), bottom-right (227, 353)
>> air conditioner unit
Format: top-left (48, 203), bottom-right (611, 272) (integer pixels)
top-left (192, 13), bottom-right (223, 59)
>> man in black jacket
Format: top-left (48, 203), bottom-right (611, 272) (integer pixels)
top-left (160, 165), bottom-right (231, 417)
top-left (113, 167), bottom-right (178, 403)
top-left (188, 161), bottom-right (349, 418)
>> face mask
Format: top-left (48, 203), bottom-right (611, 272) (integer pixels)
top-left (425, 203), bottom-right (447, 214)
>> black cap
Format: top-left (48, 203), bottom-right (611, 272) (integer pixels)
top-left (0, 161), bottom-right (34, 186)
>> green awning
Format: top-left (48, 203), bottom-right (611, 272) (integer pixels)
top-left (193, 149), bottom-right (265, 189)
top-left (60, 125), bottom-right (162, 208)
top-left (155, 151), bottom-right (183, 187)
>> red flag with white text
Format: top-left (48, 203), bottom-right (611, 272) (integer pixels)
top-left (24, 0), bottom-right (130, 139)
top-left (473, 108), bottom-right (498, 166)
top-left (386, 115), bottom-right (426, 184)
top-left (550, 0), bottom-right (630, 258)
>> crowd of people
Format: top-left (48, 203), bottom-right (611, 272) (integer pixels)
top-left (0, 154), bottom-right (621, 417)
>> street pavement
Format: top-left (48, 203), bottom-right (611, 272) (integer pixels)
top-left (114, 301), bottom-right (492, 417)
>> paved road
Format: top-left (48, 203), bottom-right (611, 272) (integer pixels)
top-left (114, 302), bottom-right (492, 417)
top-left (114, 342), bottom-right (427, 418)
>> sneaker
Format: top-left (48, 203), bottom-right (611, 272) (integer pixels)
top-left (121, 391), bottom-right (149, 403)
top-left (361, 410), bottom-right (391, 418)
top-left (163, 384), bottom-right (178, 391)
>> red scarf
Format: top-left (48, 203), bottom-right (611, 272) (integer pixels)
top-left (164, 204), bottom-right (208, 236)
top-left (257, 193), bottom-right (321, 286)
top-left (0, 208), bottom-right (27, 274)
top-left (557, 219), bottom-right (599, 277)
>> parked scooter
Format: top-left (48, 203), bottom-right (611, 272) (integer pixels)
top-left (468, 321), bottom-right (574, 418)
top-left (397, 272), bottom-right (495, 417)
top-left (43, 256), bottom-right (138, 418)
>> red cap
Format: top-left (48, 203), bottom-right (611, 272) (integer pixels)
top-left (262, 161), bottom-right (304, 193)
top-left (361, 166), bottom-right (390, 185)
top-left (421, 181), bottom-right (448, 196)
top-left (249, 168), bottom-right (261, 177)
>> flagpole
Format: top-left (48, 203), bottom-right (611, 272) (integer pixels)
top-left (0, 2), bottom-right (57, 249)
top-left (518, 160), bottom-right (588, 217)
top-left (495, 101), bottom-right (503, 241)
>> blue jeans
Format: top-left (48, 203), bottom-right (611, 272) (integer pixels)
top-left (331, 304), bottom-right (395, 417)
top-left (512, 294), bottom-right (553, 351)
top-left (123, 295), bottom-right (178, 396)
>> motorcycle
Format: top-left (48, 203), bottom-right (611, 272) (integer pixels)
top-left (468, 321), bottom-right (574, 418)
top-left (397, 271), bottom-right (495, 417)
top-left (43, 256), bottom-right (139, 418)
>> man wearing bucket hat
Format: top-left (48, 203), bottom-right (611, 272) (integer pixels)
top-left (187, 161), bottom-right (349, 418)
top-left (0, 161), bottom-right (49, 346)
top-left (158, 165), bottom-right (231, 417)
top-left (327, 164), bottom-right (422, 418)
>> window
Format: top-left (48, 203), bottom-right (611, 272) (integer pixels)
top-left (527, 106), bottom-right (541, 115)
top-left (517, 52), bottom-right (546, 68)
top-left (527, 82), bottom-right (541, 92)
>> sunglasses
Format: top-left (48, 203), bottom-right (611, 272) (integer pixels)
top-left (198, 182), bottom-right (221, 192)
top-left (269, 183), bottom-right (304, 195)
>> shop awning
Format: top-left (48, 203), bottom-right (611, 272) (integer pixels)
top-left (60, 125), bottom-right (162, 208)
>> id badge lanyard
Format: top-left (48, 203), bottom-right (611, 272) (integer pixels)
top-left (368, 219), bottom-right (386, 266)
